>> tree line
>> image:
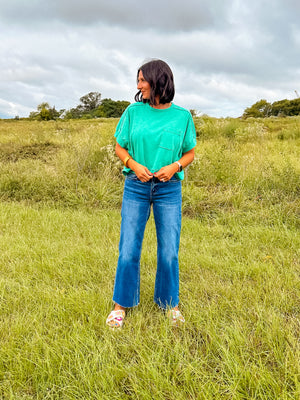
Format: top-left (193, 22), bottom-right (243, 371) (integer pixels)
top-left (28, 92), bottom-right (130, 121)
top-left (24, 92), bottom-right (300, 121)
top-left (243, 98), bottom-right (300, 118)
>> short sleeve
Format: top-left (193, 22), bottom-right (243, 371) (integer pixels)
top-left (114, 106), bottom-right (130, 149)
top-left (182, 113), bottom-right (197, 153)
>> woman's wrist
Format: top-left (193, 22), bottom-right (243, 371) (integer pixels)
top-left (127, 157), bottom-right (136, 170)
top-left (123, 155), bottom-right (132, 167)
top-left (172, 162), bottom-right (181, 172)
top-left (174, 161), bottom-right (183, 172)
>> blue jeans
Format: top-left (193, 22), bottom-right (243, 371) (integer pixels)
top-left (113, 174), bottom-right (182, 309)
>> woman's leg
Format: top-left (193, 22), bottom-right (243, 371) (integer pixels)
top-left (112, 176), bottom-right (151, 308)
top-left (152, 179), bottom-right (182, 309)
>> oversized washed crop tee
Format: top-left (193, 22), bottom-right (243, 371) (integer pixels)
top-left (114, 102), bottom-right (197, 180)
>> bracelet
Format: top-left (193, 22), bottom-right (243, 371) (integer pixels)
top-left (175, 161), bottom-right (183, 172)
top-left (123, 156), bottom-right (132, 167)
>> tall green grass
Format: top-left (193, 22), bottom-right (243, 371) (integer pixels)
top-left (0, 117), bottom-right (299, 399)
top-left (0, 117), bottom-right (299, 217)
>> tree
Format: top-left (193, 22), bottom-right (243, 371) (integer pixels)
top-left (271, 99), bottom-right (289, 116)
top-left (271, 98), bottom-right (300, 116)
top-left (37, 102), bottom-right (51, 120)
top-left (243, 99), bottom-right (272, 118)
top-left (63, 92), bottom-right (102, 119)
top-left (95, 98), bottom-right (130, 118)
top-left (190, 109), bottom-right (201, 117)
top-left (28, 93), bottom-right (131, 120)
top-left (243, 97), bottom-right (300, 118)
top-left (64, 106), bottom-right (84, 119)
top-left (29, 102), bottom-right (63, 120)
top-left (79, 92), bottom-right (101, 112)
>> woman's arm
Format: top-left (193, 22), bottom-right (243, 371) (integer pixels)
top-left (178, 147), bottom-right (195, 169)
top-left (154, 148), bottom-right (195, 181)
top-left (115, 143), bottom-right (153, 182)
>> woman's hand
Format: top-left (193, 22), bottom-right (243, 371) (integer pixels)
top-left (115, 143), bottom-right (153, 182)
top-left (129, 159), bottom-right (153, 182)
top-left (154, 163), bottom-right (178, 182)
top-left (155, 149), bottom-right (195, 181)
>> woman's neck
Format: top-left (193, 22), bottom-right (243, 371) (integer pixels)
top-left (150, 95), bottom-right (172, 109)
top-left (151, 102), bottom-right (172, 109)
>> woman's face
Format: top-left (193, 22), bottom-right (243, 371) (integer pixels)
top-left (137, 70), bottom-right (151, 100)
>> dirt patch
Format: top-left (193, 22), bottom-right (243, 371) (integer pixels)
top-left (0, 142), bottom-right (60, 162)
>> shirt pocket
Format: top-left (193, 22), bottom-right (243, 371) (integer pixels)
top-left (159, 128), bottom-right (183, 152)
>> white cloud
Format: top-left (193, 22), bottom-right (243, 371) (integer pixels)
top-left (0, 0), bottom-right (300, 118)
top-left (0, 0), bottom-right (228, 32)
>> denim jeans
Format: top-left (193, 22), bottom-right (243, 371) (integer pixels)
top-left (113, 173), bottom-right (182, 309)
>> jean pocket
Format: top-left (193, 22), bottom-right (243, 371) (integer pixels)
top-left (169, 176), bottom-right (181, 183)
top-left (126, 173), bottom-right (139, 182)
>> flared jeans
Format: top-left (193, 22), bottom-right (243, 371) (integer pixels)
top-left (113, 173), bottom-right (182, 309)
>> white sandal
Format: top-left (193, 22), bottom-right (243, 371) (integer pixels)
top-left (106, 310), bottom-right (125, 329)
top-left (167, 309), bottom-right (185, 326)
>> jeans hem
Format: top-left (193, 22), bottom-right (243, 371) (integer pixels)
top-left (112, 298), bottom-right (140, 309)
top-left (154, 299), bottom-right (179, 310)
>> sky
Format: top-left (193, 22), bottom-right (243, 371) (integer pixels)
top-left (1, 0), bottom-right (300, 119)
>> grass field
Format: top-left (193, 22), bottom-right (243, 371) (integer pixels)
top-left (0, 116), bottom-right (299, 399)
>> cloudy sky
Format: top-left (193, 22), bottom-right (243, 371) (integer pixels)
top-left (1, 0), bottom-right (300, 118)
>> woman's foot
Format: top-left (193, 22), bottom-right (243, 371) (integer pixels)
top-left (167, 308), bottom-right (185, 326)
top-left (106, 309), bottom-right (125, 329)
top-left (106, 304), bottom-right (126, 329)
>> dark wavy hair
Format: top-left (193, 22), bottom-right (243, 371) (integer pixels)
top-left (134, 59), bottom-right (175, 105)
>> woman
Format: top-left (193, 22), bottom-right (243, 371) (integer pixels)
top-left (106, 59), bottom-right (196, 328)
